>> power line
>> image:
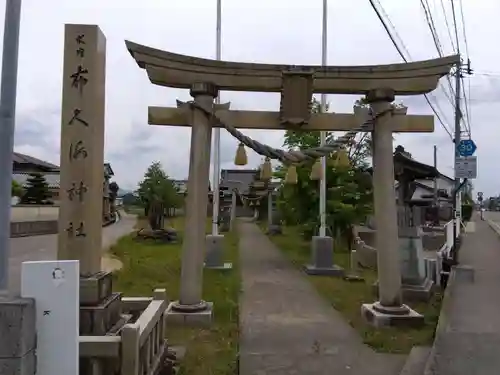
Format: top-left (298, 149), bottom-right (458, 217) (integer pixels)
top-left (420, 0), bottom-right (455, 107)
top-left (449, 0), bottom-right (460, 54)
top-left (458, 0), bottom-right (470, 57)
top-left (368, 0), bottom-right (454, 139)
top-left (458, 0), bottom-right (471, 136)
top-left (449, 0), bottom-right (471, 136)
top-left (439, 0), bottom-right (456, 52)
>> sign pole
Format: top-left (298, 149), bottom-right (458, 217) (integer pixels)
top-left (211, 0), bottom-right (222, 236)
top-left (0, 0), bottom-right (22, 293)
top-left (452, 61), bottom-right (461, 260)
top-left (319, 0), bottom-right (328, 237)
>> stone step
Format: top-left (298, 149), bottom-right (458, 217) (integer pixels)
top-left (399, 346), bottom-right (431, 375)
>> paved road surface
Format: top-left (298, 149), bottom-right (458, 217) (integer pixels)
top-left (425, 212), bottom-right (500, 375)
top-left (7, 212), bottom-right (136, 296)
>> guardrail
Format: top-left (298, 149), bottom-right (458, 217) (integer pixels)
top-left (437, 219), bottom-right (466, 287)
top-left (80, 289), bottom-right (169, 375)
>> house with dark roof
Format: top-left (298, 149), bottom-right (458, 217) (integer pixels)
top-left (12, 152), bottom-right (117, 221)
top-left (12, 152), bottom-right (60, 173)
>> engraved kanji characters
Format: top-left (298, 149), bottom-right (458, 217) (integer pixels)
top-left (76, 34), bottom-right (85, 58)
top-left (68, 108), bottom-right (88, 127)
top-left (69, 140), bottom-right (88, 161)
top-left (70, 65), bottom-right (88, 92)
top-left (67, 181), bottom-right (88, 202)
top-left (66, 222), bottom-right (87, 237)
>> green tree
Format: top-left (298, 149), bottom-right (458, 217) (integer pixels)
top-left (136, 161), bottom-right (180, 216)
top-left (11, 180), bottom-right (23, 197)
top-left (21, 173), bottom-right (50, 204)
top-left (275, 97), bottom-right (373, 248)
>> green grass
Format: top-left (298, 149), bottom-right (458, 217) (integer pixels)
top-left (261, 223), bottom-right (442, 354)
top-left (110, 217), bottom-right (240, 375)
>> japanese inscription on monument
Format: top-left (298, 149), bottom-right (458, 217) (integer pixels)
top-left (58, 24), bottom-right (107, 276)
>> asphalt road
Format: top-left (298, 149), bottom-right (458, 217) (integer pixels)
top-left (7, 213), bottom-right (136, 296)
top-left (484, 210), bottom-right (500, 222)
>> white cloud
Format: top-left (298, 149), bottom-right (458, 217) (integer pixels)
top-left (1, 0), bottom-right (499, 196)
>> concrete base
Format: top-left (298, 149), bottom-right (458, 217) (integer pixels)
top-left (80, 292), bottom-right (123, 335)
top-left (267, 224), bottom-right (282, 236)
top-left (401, 278), bottom-right (434, 302)
top-left (0, 297), bottom-right (36, 375)
top-left (204, 262), bottom-right (233, 271)
top-left (205, 234), bottom-right (232, 270)
top-left (361, 302), bottom-right (424, 328)
top-left (372, 278), bottom-right (434, 302)
top-left (305, 236), bottom-right (344, 277)
top-left (304, 264), bottom-right (345, 276)
top-left (166, 301), bottom-right (213, 327)
top-left (344, 274), bottom-right (365, 282)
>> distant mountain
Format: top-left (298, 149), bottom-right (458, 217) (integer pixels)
top-left (118, 188), bottom-right (135, 197)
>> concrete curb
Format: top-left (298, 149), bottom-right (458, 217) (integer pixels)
top-left (423, 264), bottom-right (475, 375)
top-left (486, 219), bottom-right (500, 237)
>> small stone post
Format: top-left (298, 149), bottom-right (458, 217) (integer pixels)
top-left (267, 189), bottom-right (272, 226)
top-left (229, 189), bottom-right (237, 231)
top-left (361, 88), bottom-right (423, 327)
top-left (168, 83), bottom-right (217, 325)
top-left (266, 189), bottom-right (282, 235)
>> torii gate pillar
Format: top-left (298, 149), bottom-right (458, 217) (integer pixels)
top-left (361, 88), bottom-right (424, 327)
top-left (166, 82), bottom-right (217, 325)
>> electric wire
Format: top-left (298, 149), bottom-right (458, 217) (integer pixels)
top-left (439, 0), bottom-right (456, 52)
top-left (368, 0), bottom-right (454, 139)
top-left (420, 0), bottom-right (455, 108)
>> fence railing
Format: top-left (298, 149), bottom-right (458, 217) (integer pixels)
top-left (79, 288), bottom-right (169, 375)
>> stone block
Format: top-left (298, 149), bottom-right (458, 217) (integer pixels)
top-left (361, 302), bottom-right (424, 328)
top-left (0, 351), bottom-right (36, 375)
top-left (166, 302), bottom-right (213, 327)
top-left (80, 292), bottom-right (122, 335)
top-left (402, 278), bottom-right (434, 302)
top-left (399, 235), bottom-right (426, 284)
top-left (372, 278), bottom-right (434, 302)
top-left (0, 297), bottom-right (36, 358)
top-left (424, 258), bottom-right (438, 283)
top-left (80, 271), bottom-right (113, 306)
top-left (267, 224), bottom-right (282, 236)
top-left (205, 234), bottom-right (232, 270)
top-left (304, 236), bottom-right (344, 277)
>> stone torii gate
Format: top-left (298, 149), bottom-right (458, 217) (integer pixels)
top-left (126, 40), bottom-right (458, 327)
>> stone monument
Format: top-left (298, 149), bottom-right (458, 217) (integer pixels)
top-left (58, 26), bottom-right (125, 370)
top-left (126, 40), bottom-right (458, 327)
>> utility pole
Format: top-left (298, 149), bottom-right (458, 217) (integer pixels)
top-left (452, 58), bottom-right (473, 259)
top-left (433, 145), bottom-right (438, 206)
top-left (0, 0), bottom-right (22, 294)
top-left (452, 61), bottom-right (461, 258)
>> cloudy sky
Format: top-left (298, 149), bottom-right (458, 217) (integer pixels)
top-left (1, 0), bottom-right (499, 195)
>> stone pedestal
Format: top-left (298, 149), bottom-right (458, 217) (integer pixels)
top-left (399, 228), bottom-right (434, 301)
top-left (204, 234), bottom-right (232, 270)
top-left (372, 228), bottom-right (434, 302)
top-left (361, 302), bottom-right (424, 328)
top-left (165, 301), bottom-right (214, 327)
top-left (304, 236), bottom-right (344, 276)
top-left (0, 297), bottom-right (36, 375)
top-left (79, 272), bottom-right (124, 335)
